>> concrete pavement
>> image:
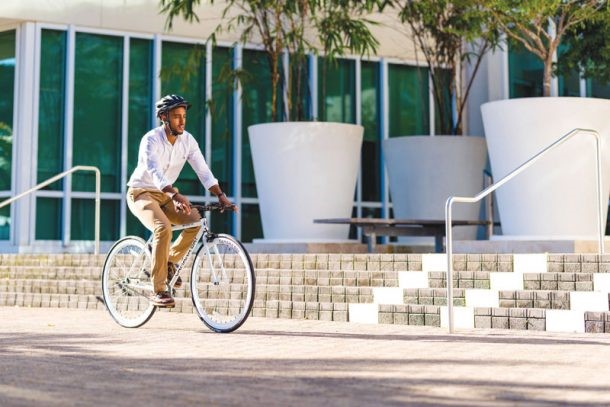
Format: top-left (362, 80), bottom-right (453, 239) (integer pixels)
top-left (1, 307), bottom-right (610, 406)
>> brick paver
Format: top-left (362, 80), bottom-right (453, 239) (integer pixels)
top-left (1, 307), bottom-right (610, 406)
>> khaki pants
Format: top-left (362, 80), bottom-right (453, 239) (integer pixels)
top-left (126, 187), bottom-right (201, 293)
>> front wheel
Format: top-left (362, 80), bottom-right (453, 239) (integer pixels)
top-left (191, 234), bottom-right (255, 333)
top-left (101, 236), bottom-right (156, 328)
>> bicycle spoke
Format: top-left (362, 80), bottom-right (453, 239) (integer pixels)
top-left (101, 237), bottom-right (156, 328)
top-left (191, 235), bottom-right (254, 333)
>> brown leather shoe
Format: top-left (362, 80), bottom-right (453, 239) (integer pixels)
top-left (150, 291), bottom-right (175, 308)
top-left (167, 262), bottom-right (182, 288)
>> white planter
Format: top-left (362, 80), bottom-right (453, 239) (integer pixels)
top-left (248, 122), bottom-right (363, 240)
top-left (383, 136), bottom-right (488, 241)
top-left (481, 97), bottom-right (610, 238)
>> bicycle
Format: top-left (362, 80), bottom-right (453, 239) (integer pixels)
top-left (101, 203), bottom-right (255, 333)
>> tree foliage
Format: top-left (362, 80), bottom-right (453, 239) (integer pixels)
top-left (558, 5), bottom-right (610, 84)
top-left (487, 0), bottom-right (607, 96)
top-left (160, 0), bottom-right (382, 122)
top-left (392, 0), bottom-right (501, 135)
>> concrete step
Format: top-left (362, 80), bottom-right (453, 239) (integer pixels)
top-left (351, 304), bottom-right (610, 333)
top-left (255, 269), bottom-right (399, 287)
top-left (3, 252), bottom-right (610, 334)
top-left (0, 267), bottom-right (102, 280)
top-left (3, 252), bottom-right (610, 272)
top-left (254, 284), bottom-right (374, 304)
top-left (499, 289), bottom-right (610, 310)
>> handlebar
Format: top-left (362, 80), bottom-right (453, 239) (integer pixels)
top-left (191, 203), bottom-right (236, 214)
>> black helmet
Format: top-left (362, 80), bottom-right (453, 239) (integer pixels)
top-left (155, 94), bottom-right (191, 118)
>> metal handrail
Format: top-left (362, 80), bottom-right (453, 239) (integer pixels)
top-left (445, 128), bottom-right (605, 334)
top-left (0, 165), bottom-right (101, 255)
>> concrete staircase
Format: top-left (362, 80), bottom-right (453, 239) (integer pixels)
top-left (1, 253), bottom-right (610, 333)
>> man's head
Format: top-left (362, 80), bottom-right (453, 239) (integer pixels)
top-left (155, 94), bottom-right (191, 136)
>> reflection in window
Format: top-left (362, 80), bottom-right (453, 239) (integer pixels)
top-left (161, 41), bottom-right (206, 196)
top-left (0, 29), bottom-right (15, 241)
top-left (508, 42), bottom-right (543, 98)
top-left (318, 58), bottom-right (355, 123)
top-left (38, 29), bottom-right (66, 191)
top-left (588, 79), bottom-right (610, 98)
top-left (388, 64), bottom-right (430, 137)
top-left (73, 33), bottom-right (122, 194)
top-left (361, 61), bottom-right (381, 202)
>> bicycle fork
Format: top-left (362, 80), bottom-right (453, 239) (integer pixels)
top-left (202, 239), bottom-right (228, 285)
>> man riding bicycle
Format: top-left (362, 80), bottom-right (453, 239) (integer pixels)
top-left (126, 94), bottom-right (235, 308)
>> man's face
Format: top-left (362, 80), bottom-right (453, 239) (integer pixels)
top-left (165, 106), bottom-right (187, 135)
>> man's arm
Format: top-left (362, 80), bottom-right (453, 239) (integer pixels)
top-left (209, 184), bottom-right (238, 213)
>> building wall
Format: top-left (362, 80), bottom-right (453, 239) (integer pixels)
top-left (0, 17), bottom-right (438, 252)
top-left (1, 3), bottom-right (609, 252)
top-left (0, 1), bottom-right (419, 61)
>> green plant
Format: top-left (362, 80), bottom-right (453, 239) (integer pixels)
top-left (487, 0), bottom-right (607, 97)
top-left (558, 6), bottom-right (610, 84)
top-left (392, 0), bottom-right (501, 135)
top-left (160, 0), bottom-right (382, 122)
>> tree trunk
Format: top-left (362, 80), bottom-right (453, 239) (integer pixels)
top-left (543, 54), bottom-right (554, 97)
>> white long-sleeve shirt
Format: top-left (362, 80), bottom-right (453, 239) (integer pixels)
top-left (127, 126), bottom-right (218, 191)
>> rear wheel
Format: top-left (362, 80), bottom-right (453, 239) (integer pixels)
top-left (190, 234), bottom-right (255, 333)
top-left (101, 236), bottom-right (155, 328)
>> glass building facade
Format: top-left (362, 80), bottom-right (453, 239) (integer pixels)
top-left (1, 21), bottom-right (609, 251)
top-left (0, 23), bottom-right (438, 251)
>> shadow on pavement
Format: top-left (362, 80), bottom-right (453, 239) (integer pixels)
top-left (0, 332), bottom-right (608, 406)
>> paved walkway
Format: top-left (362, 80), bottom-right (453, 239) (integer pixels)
top-left (1, 307), bottom-right (610, 406)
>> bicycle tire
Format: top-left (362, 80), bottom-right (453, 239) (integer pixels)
top-left (101, 236), bottom-right (156, 328)
top-left (190, 234), bottom-right (255, 333)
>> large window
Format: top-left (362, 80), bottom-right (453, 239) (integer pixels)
top-left (361, 61), bottom-right (381, 202)
top-left (240, 49), bottom-right (276, 241)
top-left (388, 64), bottom-right (430, 137)
top-left (209, 46), bottom-right (234, 234)
top-left (588, 79), bottom-right (610, 98)
top-left (508, 43), bottom-right (544, 98)
top-left (318, 58), bottom-right (356, 123)
top-left (126, 38), bottom-right (153, 237)
top-left (72, 32), bottom-right (123, 241)
top-left (0, 30), bottom-right (15, 240)
top-left (36, 29), bottom-right (66, 240)
top-left (161, 41), bottom-right (207, 196)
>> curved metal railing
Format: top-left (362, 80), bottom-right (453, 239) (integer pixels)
top-left (444, 128), bottom-right (605, 333)
top-left (0, 166), bottom-right (101, 254)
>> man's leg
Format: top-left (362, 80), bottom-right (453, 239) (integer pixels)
top-left (126, 188), bottom-right (173, 294)
top-left (164, 204), bottom-right (202, 264)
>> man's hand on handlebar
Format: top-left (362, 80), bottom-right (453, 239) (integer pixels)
top-left (218, 194), bottom-right (238, 213)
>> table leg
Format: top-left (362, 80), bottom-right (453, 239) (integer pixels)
top-left (434, 234), bottom-right (443, 253)
top-left (367, 233), bottom-right (377, 253)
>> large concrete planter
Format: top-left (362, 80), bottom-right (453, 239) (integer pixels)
top-left (481, 97), bottom-right (610, 238)
top-left (249, 122), bottom-right (363, 240)
top-left (383, 136), bottom-right (488, 241)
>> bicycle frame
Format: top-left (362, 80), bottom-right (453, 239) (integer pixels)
top-left (143, 215), bottom-right (225, 289)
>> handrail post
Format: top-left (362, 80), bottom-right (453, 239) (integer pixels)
top-left (596, 135), bottom-right (605, 255)
top-left (444, 128), bottom-right (605, 333)
top-left (0, 165), bottom-right (101, 255)
top-left (445, 197), bottom-right (455, 334)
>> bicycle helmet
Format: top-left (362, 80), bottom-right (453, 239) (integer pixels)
top-left (155, 94), bottom-right (191, 118)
